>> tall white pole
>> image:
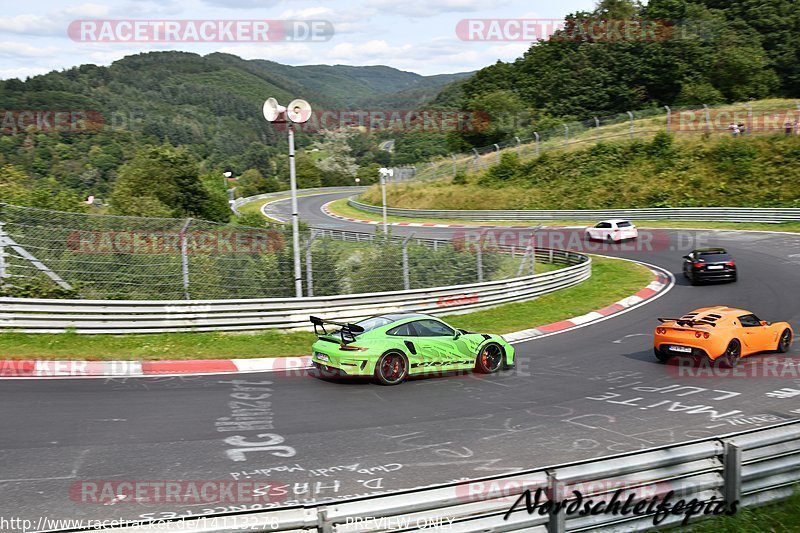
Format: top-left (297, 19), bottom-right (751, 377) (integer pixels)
top-left (288, 124), bottom-right (303, 298)
top-left (381, 173), bottom-right (388, 234)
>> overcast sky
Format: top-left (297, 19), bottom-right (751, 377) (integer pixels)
top-left (1, 0), bottom-right (597, 79)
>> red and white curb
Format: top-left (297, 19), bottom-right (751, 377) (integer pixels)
top-left (502, 262), bottom-right (673, 343)
top-left (0, 262), bottom-right (673, 379)
top-left (320, 201), bottom-right (581, 229)
top-left (0, 357), bottom-right (311, 379)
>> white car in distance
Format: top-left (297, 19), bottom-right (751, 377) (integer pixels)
top-left (585, 219), bottom-right (639, 242)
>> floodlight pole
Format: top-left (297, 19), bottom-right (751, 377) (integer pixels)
top-left (288, 124), bottom-right (303, 298)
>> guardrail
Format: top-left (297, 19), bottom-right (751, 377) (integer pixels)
top-left (348, 198), bottom-right (800, 224)
top-left (55, 420), bottom-right (800, 532)
top-left (0, 239), bottom-right (589, 334)
top-left (231, 186), bottom-right (366, 216)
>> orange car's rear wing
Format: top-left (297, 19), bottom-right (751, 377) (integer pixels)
top-left (658, 318), bottom-right (717, 328)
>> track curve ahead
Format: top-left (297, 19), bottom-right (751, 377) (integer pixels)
top-left (1, 191), bottom-right (799, 525)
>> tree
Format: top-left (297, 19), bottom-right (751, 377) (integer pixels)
top-left (313, 131), bottom-right (358, 178)
top-left (293, 153), bottom-right (322, 189)
top-left (236, 168), bottom-right (283, 197)
top-left (110, 145), bottom-right (228, 221)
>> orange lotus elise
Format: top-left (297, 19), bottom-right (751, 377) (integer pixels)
top-left (654, 306), bottom-right (793, 367)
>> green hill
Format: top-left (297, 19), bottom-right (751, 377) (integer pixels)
top-left (360, 132), bottom-right (800, 210)
top-left (0, 51), bottom-right (470, 206)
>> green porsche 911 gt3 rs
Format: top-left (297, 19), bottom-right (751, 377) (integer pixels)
top-left (310, 313), bottom-right (515, 385)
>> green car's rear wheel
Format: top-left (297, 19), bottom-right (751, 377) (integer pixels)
top-left (475, 343), bottom-right (504, 374)
top-left (374, 351), bottom-right (408, 385)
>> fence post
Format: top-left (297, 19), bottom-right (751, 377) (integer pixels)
top-left (515, 136), bottom-right (521, 156)
top-left (180, 218), bottom-right (192, 300)
top-left (703, 104), bottom-right (711, 132)
top-left (402, 233), bottom-right (414, 291)
top-left (563, 124), bottom-right (569, 146)
top-left (746, 103), bottom-right (753, 135)
top-left (534, 131), bottom-right (540, 157)
top-left (305, 230), bottom-right (318, 297)
top-left (594, 117), bottom-right (600, 143)
top-left (0, 221), bottom-right (6, 285)
top-left (723, 441), bottom-right (742, 506)
top-left (627, 111), bottom-right (635, 139)
top-left (664, 105), bottom-right (671, 132)
top-left (476, 244), bottom-right (483, 283)
top-left (493, 143), bottom-right (500, 163)
top-left (471, 147), bottom-right (482, 171)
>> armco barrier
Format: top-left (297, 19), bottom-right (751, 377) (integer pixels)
top-left (0, 246), bottom-right (589, 334)
top-left (48, 421), bottom-right (800, 532)
top-left (348, 198), bottom-right (800, 224)
top-left (231, 186), bottom-right (366, 216)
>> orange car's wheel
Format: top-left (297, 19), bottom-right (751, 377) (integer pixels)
top-left (654, 347), bottom-right (671, 363)
top-left (777, 329), bottom-right (792, 353)
top-left (720, 339), bottom-right (741, 368)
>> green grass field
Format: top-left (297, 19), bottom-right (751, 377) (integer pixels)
top-left (0, 257), bottom-right (650, 360)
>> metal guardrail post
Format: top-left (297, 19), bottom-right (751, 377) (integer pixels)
top-left (664, 105), bottom-right (671, 132)
top-left (494, 143), bottom-right (501, 163)
top-left (515, 136), bottom-right (521, 156)
top-left (594, 117), bottom-right (600, 142)
top-left (180, 218), bottom-right (192, 300)
top-left (318, 507), bottom-right (332, 533)
top-left (402, 233), bottom-right (414, 291)
top-left (305, 230), bottom-right (318, 297)
top-left (723, 441), bottom-right (742, 505)
top-left (547, 470), bottom-right (566, 533)
top-left (534, 132), bottom-right (540, 157)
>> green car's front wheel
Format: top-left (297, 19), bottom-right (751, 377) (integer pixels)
top-left (374, 351), bottom-right (409, 386)
top-left (475, 343), bottom-right (504, 374)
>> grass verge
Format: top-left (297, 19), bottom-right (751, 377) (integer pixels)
top-left (0, 257), bottom-right (650, 360)
top-left (329, 198), bottom-right (800, 233)
top-left (674, 491), bottom-right (800, 532)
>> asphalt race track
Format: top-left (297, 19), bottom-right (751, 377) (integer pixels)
top-left (1, 191), bottom-right (799, 525)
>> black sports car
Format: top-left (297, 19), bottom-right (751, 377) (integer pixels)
top-left (682, 248), bottom-right (737, 285)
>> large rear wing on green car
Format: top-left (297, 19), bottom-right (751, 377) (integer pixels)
top-left (310, 316), bottom-right (365, 344)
